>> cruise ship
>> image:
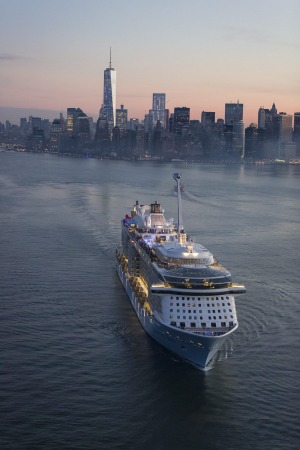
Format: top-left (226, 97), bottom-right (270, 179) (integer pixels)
top-left (116, 174), bottom-right (246, 370)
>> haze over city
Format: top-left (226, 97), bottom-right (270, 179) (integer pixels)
top-left (1, 0), bottom-right (299, 125)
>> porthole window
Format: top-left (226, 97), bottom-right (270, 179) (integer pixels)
top-left (170, 309), bottom-right (173, 312)
top-left (209, 316), bottom-right (211, 320)
top-left (170, 302), bottom-right (173, 306)
top-left (219, 316), bottom-right (222, 319)
top-left (229, 309), bottom-right (232, 312)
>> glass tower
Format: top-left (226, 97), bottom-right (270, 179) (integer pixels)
top-left (100, 49), bottom-right (116, 134)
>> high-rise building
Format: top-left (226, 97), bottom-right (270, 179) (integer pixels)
top-left (116, 105), bottom-right (128, 135)
top-left (273, 113), bottom-right (293, 144)
top-left (201, 111), bottom-right (215, 127)
top-left (233, 120), bottom-right (245, 158)
top-left (173, 107), bottom-right (190, 136)
top-left (100, 49), bottom-right (116, 134)
top-left (153, 93), bottom-right (166, 128)
top-left (225, 102), bottom-right (243, 126)
top-left (258, 107), bottom-right (266, 129)
top-left (67, 108), bottom-right (77, 135)
top-left (294, 112), bottom-right (300, 155)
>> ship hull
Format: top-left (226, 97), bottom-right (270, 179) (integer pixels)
top-left (117, 263), bottom-right (236, 371)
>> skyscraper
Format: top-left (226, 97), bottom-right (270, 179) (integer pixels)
top-left (116, 105), bottom-right (128, 135)
top-left (148, 93), bottom-right (166, 130)
top-left (173, 107), bottom-right (190, 136)
top-left (100, 49), bottom-right (116, 134)
top-left (225, 102), bottom-right (243, 126)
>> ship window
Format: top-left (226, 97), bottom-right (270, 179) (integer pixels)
top-left (227, 303), bottom-right (230, 306)
top-left (187, 297), bottom-right (190, 300)
top-left (225, 316), bottom-right (227, 319)
top-left (213, 316), bottom-right (216, 320)
top-left (177, 309), bottom-right (180, 313)
top-left (229, 309), bottom-right (232, 312)
top-left (192, 304), bottom-right (195, 307)
top-left (207, 304), bottom-right (209, 307)
top-left (219, 316), bottom-right (222, 319)
top-left (182, 297), bottom-right (184, 300)
top-left (183, 310), bottom-right (186, 313)
top-left (192, 297), bottom-right (195, 300)
top-left (223, 309), bottom-right (226, 313)
top-left (208, 310), bottom-right (211, 313)
top-left (226, 296), bottom-right (229, 299)
top-left (230, 315), bottom-right (233, 318)
top-left (180, 322), bottom-right (185, 328)
top-left (171, 321), bottom-right (176, 326)
top-left (188, 310), bottom-right (191, 313)
top-left (177, 303), bottom-right (179, 306)
top-left (183, 316), bottom-right (186, 319)
top-left (211, 323), bottom-right (216, 327)
top-left (171, 296), bottom-right (173, 299)
top-left (221, 322), bottom-right (226, 327)
top-left (212, 304), bottom-right (215, 307)
top-left (177, 316), bottom-right (180, 319)
top-left (170, 309), bottom-right (173, 312)
top-left (194, 316), bottom-right (197, 320)
top-left (191, 323), bottom-right (196, 328)
top-left (212, 310), bottom-right (215, 313)
top-left (176, 297), bottom-right (179, 300)
top-left (218, 310), bottom-right (221, 313)
top-left (182, 303), bottom-right (185, 307)
top-left (201, 322), bottom-right (206, 327)
top-left (222, 303), bottom-right (225, 306)
top-left (229, 321), bottom-right (233, 326)
top-left (170, 302), bottom-right (173, 306)
top-left (193, 310), bottom-right (196, 313)
top-left (199, 310), bottom-right (202, 313)
top-left (189, 316), bottom-right (192, 320)
top-left (217, 303), bottom-right (220, 307)
top-left (187, 304), bottom-right (190, 307)
top-left (216, 297), bottom-right (219, 300)
top-left (200, 316), bottom-right (203, 320)
top-left (208, 316), bottom-right (211, 320)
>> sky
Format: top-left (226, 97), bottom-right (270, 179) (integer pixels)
top-left (1, 0), bottom-right (299, 125)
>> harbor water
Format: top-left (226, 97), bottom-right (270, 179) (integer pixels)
top-left (0, 152), bottom-right (299, 449)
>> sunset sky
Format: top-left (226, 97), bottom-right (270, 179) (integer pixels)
top-left (1, 0), bottom-right (299, 125)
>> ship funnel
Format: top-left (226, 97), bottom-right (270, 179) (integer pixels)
top-left (173, 173), bottom-right (184, 238)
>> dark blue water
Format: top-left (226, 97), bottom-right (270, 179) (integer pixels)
top-left (1, 152), bottom-right (299, 450)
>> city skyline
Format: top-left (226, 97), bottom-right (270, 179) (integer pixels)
top-left (1, 0), bottom-right (299, 125)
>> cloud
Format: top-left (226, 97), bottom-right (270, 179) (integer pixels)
top-left (0, 53), bottom-right (32, 61)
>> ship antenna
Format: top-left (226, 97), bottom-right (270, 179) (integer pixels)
top-left (173, 173), bottom-right (184, 242)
